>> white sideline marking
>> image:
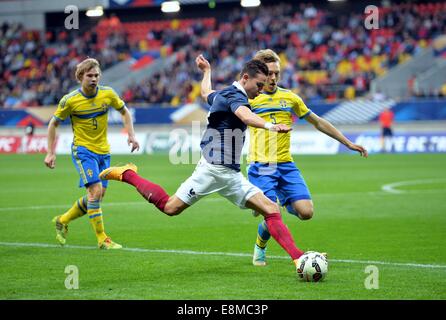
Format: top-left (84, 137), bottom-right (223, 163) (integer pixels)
top-left (1, 189), bottom-right (444, 212)
top-left (382, 178), bottom-right (446, 194)
top-left (0, 201), bottom-right (143, 212)
top-left (0, 241), bottom-right (445, 270)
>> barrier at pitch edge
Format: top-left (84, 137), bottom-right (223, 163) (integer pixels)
top-left (92, 131), bottom-right (446, 155)
top-left (344, 132), bottom-right (446, 153)
top-left (1, 132), bottom-right (446, 154)
top-left (0, 135), bottom-right (47, 153)
top-left (55, 133), bottom-right (147, 155)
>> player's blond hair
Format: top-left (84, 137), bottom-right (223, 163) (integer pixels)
top-left (75, 58), bottom-right (101, 82)
top-left (253, 49), bottom-right (281, 64)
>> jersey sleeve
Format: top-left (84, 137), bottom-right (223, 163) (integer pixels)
top-left (291, 93), bottom-right (312, 119)
top-left (207, 91), bottom-right (218, 106)
top-left (228, 93), bottom-right (249, 113)
top-left (110, 89), bottom-right (126, 113)
top-left (53, 95), bottom-right (71, 122)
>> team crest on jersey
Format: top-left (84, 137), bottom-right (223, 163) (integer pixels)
top-left (87, 169), bottom-right (93, 178)
top-left (279, 99), bottom-right (287, 108)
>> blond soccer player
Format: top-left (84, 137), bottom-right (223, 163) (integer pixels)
top-left (44, 58), bottom-right (140, 249)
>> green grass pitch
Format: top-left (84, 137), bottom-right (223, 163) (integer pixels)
top-left (0, 153), bottom-right (445, 300)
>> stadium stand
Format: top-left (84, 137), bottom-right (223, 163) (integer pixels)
top-left (0, 21), bottom-right (131, 108)
top-left (118, 1), bottom-right (446, 105)
top-left (1, 1), bottom-right (445, 109)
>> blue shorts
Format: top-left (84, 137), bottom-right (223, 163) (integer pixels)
top-left (71, 145), bottom-right (110, 188)
top-left (248, 162), bottom-right (311, 207)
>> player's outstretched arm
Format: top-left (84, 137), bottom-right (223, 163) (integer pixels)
top-left (196, 54), bottom-right (215, 101)
top-left (44, 117), bottom-right (59, 169)
top-left (306, 113), bottom-right (368, 157)
top-left (234, 105), bottom-right (292, 133)
top-left (121, 106), bottom-right (140, 152)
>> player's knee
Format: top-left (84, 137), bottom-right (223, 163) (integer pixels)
top-left (292, 203), bottom-right (313, 220)
top-left (163, 205), bottom-right (182, 216)
top-left (299, 208), bottom-right (313, 220)
top-left (87, 184), bottom-right (103, 202)
top-left (87, 190), bottom-right (102, 202)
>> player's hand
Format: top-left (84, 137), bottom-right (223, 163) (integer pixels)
top-left (348, 143), bottom-right (368, 158)
top-left (271, 124), bottom-right (292, 133)
top-left (128, 135), bottom-right (140, 153)
top-left (196, 54), bottom-right (211, 72)
top-left (44, 153), bottom-right (56, 169)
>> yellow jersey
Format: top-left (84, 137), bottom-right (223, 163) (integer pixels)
top-left (248, 87), bottom-right (311, 163)
top-left (53, 86), bottom-right (126, 154)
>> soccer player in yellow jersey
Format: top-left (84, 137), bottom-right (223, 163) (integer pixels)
top-left (200, 49), bottom-right (368, 265)
top-left (44, 58), bottom-right (140, 249)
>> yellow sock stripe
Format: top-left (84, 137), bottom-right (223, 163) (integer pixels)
top-left (256, 235), bottom-right (268, 249)
top-left (88, 208), bottom-right (102, 216)
top-left (256, 221), bottom-right (270, 249)
top-left (77, 196), bottom-right (87, 214)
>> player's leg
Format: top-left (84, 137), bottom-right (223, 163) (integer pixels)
top-left (52, 146), bottom-right (95, 245)
top-left (247, 162), bottom-right (278, 266)
top-left (162, 195), bottom-right (189, 216)
top-left (100, 163), bottom-right (172, 213)
top-left (381, 128), bottom-right (387, 152)
top-left (277, 165), bottom-right (327, 259)
top-left (100, 158), bottom-right (218, 216)
top-left (57, 196), bottom-right (88, 225)
top-left (220, 172), bottom-right (304, 265)
top-left (52, 178), bottom-right (108, 246)
top-left (116, 167), bottom-right (190, 215)
top-left (253, 220), bottom-right (270, 266)
top-left (245, 192), bottom-right (327, 269)
top-left (72, 146), bottom-right (120, 249)
top-left (99, 153), bottom-right (110, 200)
top-left (276, 162), bottom-right (313, 220)
top-left (380, 135), bottom-right (384, 152)
top-left (52, 195), bottom-right (87, 245)
top-left (85, 182), bottom-right (107, 245)
top-left (244, 192), bottom-right (304, 265)
top-left (385, 128), bottom-right (393, 153)
top-left (84, 182), bottom-right (119, 249)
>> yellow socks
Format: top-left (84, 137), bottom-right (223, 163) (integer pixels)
top-left (87, 199), bottom-right (107, 244)
top-left (59, 196), bottom-right (87, 225)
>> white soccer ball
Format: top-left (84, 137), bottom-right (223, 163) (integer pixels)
top-left (296, 251), bottom-right (328, 282)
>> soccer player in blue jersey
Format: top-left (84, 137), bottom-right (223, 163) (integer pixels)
top-left (100, 56), bottom-right (312, 273)
top-left (44, 58), bottom-right (140, 249)
top-left (200, 49), bottom-right (368, 266)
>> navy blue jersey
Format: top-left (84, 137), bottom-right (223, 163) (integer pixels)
top-left (200, 82), bottom-right (249, 171)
